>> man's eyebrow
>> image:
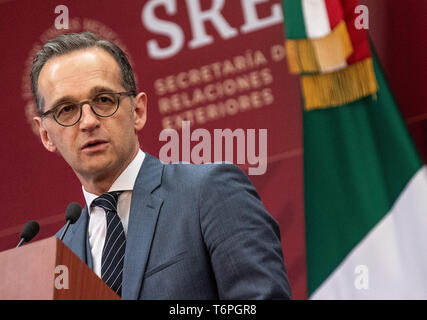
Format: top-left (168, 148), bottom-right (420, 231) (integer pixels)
top-left (47, 86), bottom-right (117, 111)
top-left (89, 86), bottom-right (117, 95)
top-left (47, 95), bottom-right (77, 111)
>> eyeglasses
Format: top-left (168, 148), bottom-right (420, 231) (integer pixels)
top-left (40, 91), bottom-right (136, 127)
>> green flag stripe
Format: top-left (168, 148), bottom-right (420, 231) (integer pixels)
top-left (304, 55), bottom-right (422, 295)
top-left (282, 0), bottom-right (307, 39)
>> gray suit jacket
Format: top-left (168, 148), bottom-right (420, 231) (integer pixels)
top-left (56, 153), bottom-right (292, 299)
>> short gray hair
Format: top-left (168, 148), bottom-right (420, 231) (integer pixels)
top-left (30, 32), bottom-right (137, 115)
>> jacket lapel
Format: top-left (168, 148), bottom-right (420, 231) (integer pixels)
top-left (122, 153), bottom-right (164, 300)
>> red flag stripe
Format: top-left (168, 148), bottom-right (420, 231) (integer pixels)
top-left (341, 0), bottom-right (371, 64)
top-left (324, 0), bottom-right (345, 29)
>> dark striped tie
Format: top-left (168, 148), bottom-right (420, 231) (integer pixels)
top-left (91, 191), bottom-right (126, 296)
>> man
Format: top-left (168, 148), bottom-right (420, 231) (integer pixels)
top-left (31, 32), bottom-right (292, 299)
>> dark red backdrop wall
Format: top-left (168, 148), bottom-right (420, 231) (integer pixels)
top-left (0, 0), bottom-right (425, 300)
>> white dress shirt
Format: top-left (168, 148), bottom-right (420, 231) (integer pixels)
top-left (83, 149), bottom-right (145, 278)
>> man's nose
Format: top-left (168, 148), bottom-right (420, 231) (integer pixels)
top-left (79, 103), bottom-right (100, 130)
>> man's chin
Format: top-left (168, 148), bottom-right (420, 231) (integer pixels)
top-left (74, 159), bottom-right (116, 180)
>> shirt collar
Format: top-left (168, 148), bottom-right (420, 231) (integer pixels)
top-left (82, 149), bottom-right (145, 211)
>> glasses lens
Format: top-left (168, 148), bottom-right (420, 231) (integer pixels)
top-left (55, 103), bottom-right (80, 126)
top-left (91, 93), bottom-right (119, 116)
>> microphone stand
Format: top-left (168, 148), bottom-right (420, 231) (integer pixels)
top-left (16, 238), bottom-right (25, 248)
top-left (59, 220), bottom-right (71, 241)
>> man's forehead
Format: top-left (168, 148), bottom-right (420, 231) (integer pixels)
top-left (38, 48), bottom-right (122, 104)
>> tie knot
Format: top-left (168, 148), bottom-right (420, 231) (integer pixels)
top-left (91, 191), bottom-right (121, 213)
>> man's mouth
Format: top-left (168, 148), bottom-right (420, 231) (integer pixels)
top-left (81, 139), bottom-right (109, 151)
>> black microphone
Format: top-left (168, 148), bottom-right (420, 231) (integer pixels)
top-left (17, 220), bottom-right (40, 247)
top-left (59, 202), bottom-right (82, 241)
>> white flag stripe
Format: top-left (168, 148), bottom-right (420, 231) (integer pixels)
top-left (311, 166), bottom-right (427, 299)
top-left (302, 0), bottom-right (331, 39)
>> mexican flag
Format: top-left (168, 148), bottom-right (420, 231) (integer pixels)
top-left (282, 0), bottom-right (427, 299)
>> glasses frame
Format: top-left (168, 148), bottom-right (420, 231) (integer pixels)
top-left (40, 91), bottom-right (136, 127)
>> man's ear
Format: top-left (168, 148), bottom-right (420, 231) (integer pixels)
top-left (33, 117), bottom-right (57, 153)
top-left (133, 92), bottom-right (147, 132)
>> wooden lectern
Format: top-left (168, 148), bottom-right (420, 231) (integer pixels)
top-left (0, 237), bottom-right (120, 300)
